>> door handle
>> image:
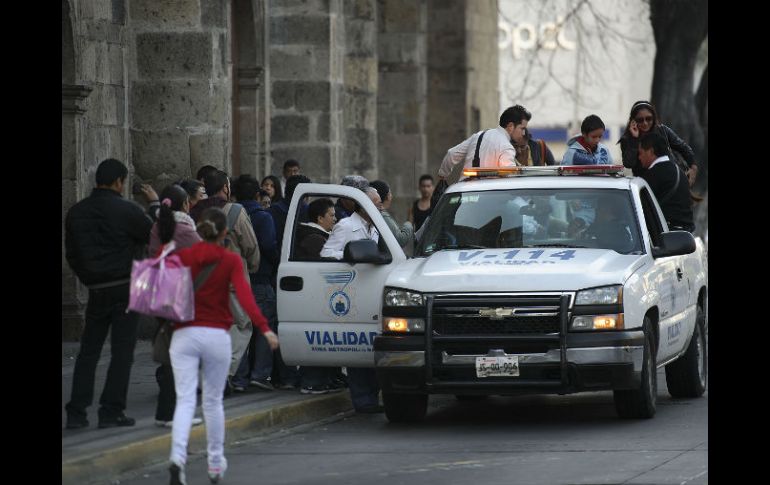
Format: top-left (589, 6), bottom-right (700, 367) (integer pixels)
top-left (280, 276), bottom-right (303, 291)
top-left (676, 268), bottom-right (683, 281)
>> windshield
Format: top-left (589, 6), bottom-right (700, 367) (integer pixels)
top-left (416, 188), bottom-right (643, 256)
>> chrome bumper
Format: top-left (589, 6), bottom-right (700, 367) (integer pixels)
top-left (375, 346), bottom-right (643, 372)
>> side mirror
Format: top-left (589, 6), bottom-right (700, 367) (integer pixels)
top-left (652, 231), bottom-right (696, 258)
top-left (343, 239), bottom-right (392, 265)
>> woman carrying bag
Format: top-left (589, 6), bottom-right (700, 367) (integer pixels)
top-left (149, 184), bottom-right (203, 429)
top-left (162, 207), bottom-right (279, 485)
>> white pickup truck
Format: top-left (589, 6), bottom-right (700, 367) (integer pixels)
top-left (276, 165), bottom-right (708, 422)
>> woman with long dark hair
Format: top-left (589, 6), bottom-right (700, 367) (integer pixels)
top-left (160, 207), bottom-right (278, 485)
top-left (261, 175), bottom-right (283, 204)
top-left (148, 184), bottom-right (203, 430)
top-left (618, 100), bottom-right (700, 186)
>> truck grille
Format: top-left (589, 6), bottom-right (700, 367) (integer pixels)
top-left (432, 295), bottom-right (563, 335)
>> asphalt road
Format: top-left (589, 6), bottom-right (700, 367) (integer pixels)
top-left (116, 366), bottom-right (707, 485)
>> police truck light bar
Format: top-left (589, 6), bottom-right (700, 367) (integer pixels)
top-left (462, 165), bottom-right (625, 178)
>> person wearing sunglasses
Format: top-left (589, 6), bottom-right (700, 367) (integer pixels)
top-left (619, 100), bottom-right (699, 186)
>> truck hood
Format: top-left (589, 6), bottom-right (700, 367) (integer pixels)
top-left (387, 248), bottom-right (647, 293)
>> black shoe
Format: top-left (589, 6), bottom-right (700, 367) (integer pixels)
top-left (98, 413), bottom-right (136, 428)
top-left (169, 462), bottom-right (187, 485)
top-left (65, 414), bottom-right (89, 429)
top-left (355, 404), bottom-right (385, 414)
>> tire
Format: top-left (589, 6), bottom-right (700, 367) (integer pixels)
top-left (614, 317), bottom-right (657, 419)
top-left (665, 306), bottom-right (707, 398)
top-left (383, 392), bottom-right (428, 423)
top-left (455, 395), bottom-right (488, 402)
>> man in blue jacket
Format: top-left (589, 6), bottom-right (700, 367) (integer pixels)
top-left (230, 175), bottom-right (281, 391)
top-left (64, 159), bottom-right (157, 429)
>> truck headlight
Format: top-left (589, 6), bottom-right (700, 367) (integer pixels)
top-left (384, 288), bottom-right (424, 306)
top-left (383, 317), bottom-right (425, 333)
top-left (575, 285), bottom-right (623, 305)
top-left (571, 314), bottom-right (625, 331)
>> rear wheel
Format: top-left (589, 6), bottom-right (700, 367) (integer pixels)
top-left (383, 392), bottom-right (428, 423)
top-left (665, 305), bottom-right (707, 398)
top-left (614, 317), bottom-right (657, 419)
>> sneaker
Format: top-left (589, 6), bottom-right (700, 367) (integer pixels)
top-left (207, 457), bottom-right (228, 484)
top-left (169, 461), bottom-right (187, 485)
top-left (65, 414), bottom-right (89, 430)
top-left (98, 413), bottom-right (136, 429)
top-left (249, 378), bottom-right (274, 391)
top-left (275, 382), bottom-right (297, 390)
top-left (232, 383), bottom-right (247, 393)
top-left (300, 385), bottom-right (330, 395)
top-left (155, 417), bottom-right (203, 428)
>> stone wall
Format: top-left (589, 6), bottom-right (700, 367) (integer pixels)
top-left (376, 0), bottom-right (427, 223)
top-left (128, 0), bottom-right (231, 186)
top-left (268, 0), bottom-right (344, 184)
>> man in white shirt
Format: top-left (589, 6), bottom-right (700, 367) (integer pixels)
top-left (320, 184), bottom-right (386, 413)
top-left (438, 105), bottom-right (531, 180)
top-left (320, 187), bottom-right (381, 260)
top-left (278, 159), bottom-right (301, 198)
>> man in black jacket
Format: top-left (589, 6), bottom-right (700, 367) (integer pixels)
top-left (638, 132), bottom-right (695, 233)
top-left (64, 159), bottom-right (157, 429)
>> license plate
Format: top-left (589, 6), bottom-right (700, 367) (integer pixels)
top-left (475, 356), bottom-right (519, 378)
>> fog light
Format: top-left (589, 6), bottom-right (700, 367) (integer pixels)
top-left (383, 318), bottom-right (425, 333)
top-left (571, 314), bottom-right (624, 331)
top-left (386, 318), bottom-right (408, 332)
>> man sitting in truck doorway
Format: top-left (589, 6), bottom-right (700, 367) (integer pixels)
top-left (320, 186), bottom-right (385, 413)
top-left (437, 105), bottom-right (529, 182)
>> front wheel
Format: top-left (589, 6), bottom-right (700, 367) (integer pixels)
top-left (383, 392), bottom-right (428, 423)
top-left (665, 306), bottom-right (707, 398)
top-left (614, 317), bottom-right (657, 419)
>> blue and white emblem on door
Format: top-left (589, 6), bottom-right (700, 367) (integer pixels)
top-left (329, 290), bottom-right (351, 316)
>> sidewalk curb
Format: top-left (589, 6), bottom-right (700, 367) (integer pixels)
top-left (62, 392), bottom-right (352, 485)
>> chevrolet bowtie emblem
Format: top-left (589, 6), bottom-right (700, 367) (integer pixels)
top-left (478, 308), bottom-right (515, 320)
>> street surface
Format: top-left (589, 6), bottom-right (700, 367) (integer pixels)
top-left (116, 366), bottom-right (707, 485)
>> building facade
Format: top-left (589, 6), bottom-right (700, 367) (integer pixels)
top-left (62, 0), bottom-right (500, 339)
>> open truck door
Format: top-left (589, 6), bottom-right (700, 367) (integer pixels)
top-left (276, 183), bottom-right (406, 367)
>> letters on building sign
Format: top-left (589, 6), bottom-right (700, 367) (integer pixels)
top-left (498, 17), bottom-right (576, 59)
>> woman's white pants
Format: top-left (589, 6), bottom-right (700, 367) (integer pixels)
top-left (169, 326), bottom-right (231, 469)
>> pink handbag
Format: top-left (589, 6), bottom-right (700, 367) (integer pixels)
top-left (128, 241), bottom-right (195, 322)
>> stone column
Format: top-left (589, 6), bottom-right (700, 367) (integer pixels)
top-left (129, 0), bottom-right (231, 185)
top-left (62, 84), bottom-right (93, 340)
top-left (268, 0), bottom-right (345, 184)
top-left (376, 0), bottom-right (427, 221)
top-left (343, 0), bottom-right (378, 181)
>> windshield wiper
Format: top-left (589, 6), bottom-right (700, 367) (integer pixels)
top-left (424, 243), bottom-right (487, 255)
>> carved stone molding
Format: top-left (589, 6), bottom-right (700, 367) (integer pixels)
top-left (62, 84), bottom-right (93, 115)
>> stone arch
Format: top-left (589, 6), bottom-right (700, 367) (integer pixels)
top-left (232, 0), bottom-right (265, 178)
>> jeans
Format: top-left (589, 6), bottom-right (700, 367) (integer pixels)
top-left (232, 283), bottom-right (277, 385)
top-left (65, 283), bottom-right (139, 419)
top-left (170, 326), bottom-right (231, 469)
top-left (347, 367), bottom-right (380, 410)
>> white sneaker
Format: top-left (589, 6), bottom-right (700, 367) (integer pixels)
top-left (156, 417), bottom-right (203, 428)
top-left (208, 457), bottom-right (228, 484)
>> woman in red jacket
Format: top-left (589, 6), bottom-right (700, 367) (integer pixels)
top-left (163, 207), bottom-right (278, 485)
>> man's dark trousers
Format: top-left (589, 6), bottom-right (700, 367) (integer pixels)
top-left (65, 283), bottom-right (139, 420)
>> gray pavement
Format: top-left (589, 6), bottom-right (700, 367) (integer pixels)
top-left (62, 340), bottom-right (353, 485)
top-left (116, 367), bottom-right (707, 485)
